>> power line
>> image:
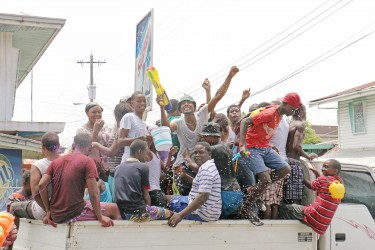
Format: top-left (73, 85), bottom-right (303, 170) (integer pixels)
top-left (164, 0), bottom-right (348, 100)
top-left (215, 28), bottom-right (375, 112)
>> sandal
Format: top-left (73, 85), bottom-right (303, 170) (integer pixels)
top-left (248, 211), bottom-right (264, 226)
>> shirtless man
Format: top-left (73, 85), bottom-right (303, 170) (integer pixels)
top-left (284, 104), bottom-right (318, 205)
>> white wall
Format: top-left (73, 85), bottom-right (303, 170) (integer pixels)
top-left (338, 95), bottom-right (375, 149)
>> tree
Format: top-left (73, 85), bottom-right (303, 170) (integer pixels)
top-left (303, 121), bottom-right (322, 144)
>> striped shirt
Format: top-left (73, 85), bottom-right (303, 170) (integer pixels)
top-left (303, 175), bottom-right (343, 235)
top-left (189, 159), bottom-right (222, 221)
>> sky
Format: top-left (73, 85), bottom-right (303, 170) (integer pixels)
top-left (4, 0), bottom-right (375, 146)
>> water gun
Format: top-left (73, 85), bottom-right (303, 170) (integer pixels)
top-left (146, 67), bottom-right (172, 111)
top-left (0, 212), bottom-right (15, 246)
top-left (232, 152), bottom-right (250, 162)
top-left (232, 151), bottom-right (250, 173)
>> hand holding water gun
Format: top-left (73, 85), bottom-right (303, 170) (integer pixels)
top-left (146, 67), bottom-right (172, 111)
top-left (0, 212), bottom-right (15, 247)
top-left (232, 151), bottom-right (250, 162)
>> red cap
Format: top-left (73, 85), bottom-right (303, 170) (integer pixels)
top-left (282, 92), bottom-right (301, 108)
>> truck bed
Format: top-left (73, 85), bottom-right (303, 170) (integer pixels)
top-left (14, 219), bottom-right (317, 250)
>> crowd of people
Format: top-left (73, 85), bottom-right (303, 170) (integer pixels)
top-left (3, 66), bottom-right (345, 248)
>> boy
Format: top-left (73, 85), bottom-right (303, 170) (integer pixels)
top-left (280, 159), bottom-right (344, 235)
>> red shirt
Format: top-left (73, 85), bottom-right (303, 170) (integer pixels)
top-left (246, 105), bottom-right (281, 148)
top-left (303, 175), bottom-right (343, 235)
top-left (46, 153), bottom-right (98, 223)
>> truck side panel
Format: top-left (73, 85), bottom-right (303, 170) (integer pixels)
top-left (14, 220), bottom-right (317, 250)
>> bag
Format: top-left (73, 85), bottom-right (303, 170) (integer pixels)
top-left (326, 177), bottom-right (345, 199)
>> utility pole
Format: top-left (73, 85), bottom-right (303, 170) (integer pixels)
top-left (77, 54), bottom-right (106, 102)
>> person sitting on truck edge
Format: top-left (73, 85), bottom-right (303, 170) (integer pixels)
top-left (279, 159), bottom-right (344, 235)
top-left (195, 122), bottom-right (242, 218)
top-left (284, 104), bottom-right (318, 205)
top-left (239, 92), bottom-right (302, 226)
top-left (114, 139), bottom-right (173, 222)
top-left (38, 133), bottom-right (121, 228)
top-left (10, 132), bottom-right (61, 221)
top-left (167, 142), bottom-right (222, 228)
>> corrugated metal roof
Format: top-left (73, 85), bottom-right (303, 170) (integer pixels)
top-left (0, 13), bottom-right (66, 87)
top-left (309, 80), bottom-right (375, 107)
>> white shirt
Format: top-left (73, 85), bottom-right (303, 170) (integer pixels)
top-left (146, 152), bottom-right (162, 191)
top-left (269, 116), bottom-right (289, 162)
top-left (189, 159), bottom-right (222, 221)
top-left (120, 113), bottom-right (147, 162)
top-left (173, 104), bottom-right (209, 166)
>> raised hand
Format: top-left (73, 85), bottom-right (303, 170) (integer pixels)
top-left (229, 66), bottom-right (239, 77)
top-left (202, 78), bottom-right (211, 91)
top-left (242, 88), bottom-right (251, 100)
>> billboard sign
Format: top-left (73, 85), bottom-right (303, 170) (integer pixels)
top-left (0, 148), bottom-right (22, 211)
top-left (135, 9), bottom-right (154, 111)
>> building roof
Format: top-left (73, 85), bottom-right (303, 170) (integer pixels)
top-left (310, 125), bottom-right (338, 138)
top-left (0, 13), bottom-right (65, 87)
top-left (309, 81), bottom-right (375, 107)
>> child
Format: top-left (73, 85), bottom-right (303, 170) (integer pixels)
top-left (280, 159), bottom-right (344, 235)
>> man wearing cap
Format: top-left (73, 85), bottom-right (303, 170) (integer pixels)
top-left (239, 92), bottom-right (302, 225)
top-left (158, 66), bottom-right (239, 195)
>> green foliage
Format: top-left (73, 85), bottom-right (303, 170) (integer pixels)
top-left (303, 121), bottom-right (322, 144)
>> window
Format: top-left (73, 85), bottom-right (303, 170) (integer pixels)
top-left (340, 169), bottom-right (375, 219)
top-left (349, 101), bottom-right (366, 134)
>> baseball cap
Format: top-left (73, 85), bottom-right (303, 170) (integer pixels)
top-left (282, 92), bottom-right (302, 108)
top-left (120, 95), bottom-right (131, 103)
top-left (201, 122), bottom-right (221, 137)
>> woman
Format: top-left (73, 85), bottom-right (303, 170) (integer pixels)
top-left (76, 102), bottom-right (110, 164)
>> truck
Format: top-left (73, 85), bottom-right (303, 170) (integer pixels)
top-left (13, 152), bottom-right (375, 250)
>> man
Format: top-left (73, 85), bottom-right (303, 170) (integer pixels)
top-left (239, 92), bottom-right (302, 225)
top-left (114, 139), bottom-right (172, 222)
top-left (196, 122), bottom-right (242, 218)
top-left (280, 159), bottom-right (343, 235)
top-left (38, 133), bottom-right (121, 227)
top-left (168, 142), bottom-right (222, 227)
top-left (284, 104), bottom-right (318, 205)
top-left (159, 66), bottom-right (239, 194)
top-left (10, 132), bottom-right (61, 221)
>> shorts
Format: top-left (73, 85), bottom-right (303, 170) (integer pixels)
top-left (261, 169), bottom-right (284, 205)
top-left (168, 195), bottom-right (204, 221)
top-left (30, 201), bottom-right (46, 220)
top-left (69, 201), bottom-right (106, 222)
top-left (245, 147), bottom-right (289, 175)
top-left (221, 191), bottom-right (243, 218)
top-left (279, 203), bottom-right (305, 222)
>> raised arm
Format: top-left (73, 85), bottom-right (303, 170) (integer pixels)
top-left (238, 88), bottom-right (251, 109)
top-left (207, 66), bottom-right (239, 113)
top-left (202, 79), bottom-right (211, 103)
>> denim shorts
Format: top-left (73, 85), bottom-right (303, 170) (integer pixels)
top-left (245, 147), bottom-right (289, 175)
top-left (169, 195), bottom-right (204, 221)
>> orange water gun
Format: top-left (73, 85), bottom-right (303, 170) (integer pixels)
top-left (146, 67), bottom-right (172, 111)
top-left (0, 212), bottom-right (15, 246)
